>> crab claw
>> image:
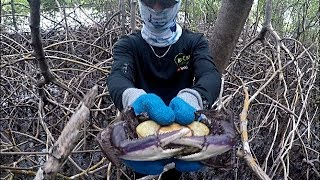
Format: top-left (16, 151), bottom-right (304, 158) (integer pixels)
top-left (173, 110), bottom-right (237, 161)
top-left (97, 118), bottom-right (190, 167)
top-left (173, 134), bottom-right (235, 161)
top-left (120, 127), bottom-right (190, 161)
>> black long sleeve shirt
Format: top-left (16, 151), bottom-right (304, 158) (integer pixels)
top-left (107, 29), bottom-right (221, 111)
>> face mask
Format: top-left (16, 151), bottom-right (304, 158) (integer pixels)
top-left (139, 0), bottom-right (179, 31)
top-left (139, 0), bottom-right (182, 47)
top-left (147, 7), bottom-right (176, 30)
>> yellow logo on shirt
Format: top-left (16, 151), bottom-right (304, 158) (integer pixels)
top-left (174, 53), bottom-right (190, 71)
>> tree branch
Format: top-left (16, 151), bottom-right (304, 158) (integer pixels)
top-left (27, 0), bottom-right (81, 101)
top-left (239, 79), bottom-right (271, 180)
top-left (210, 0), bottom-right (254, 73)
top-left (34, 85), bottom-right (98, 179)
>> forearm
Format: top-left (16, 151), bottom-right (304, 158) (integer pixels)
top-left (108, 36), bottom-right (137, 110)
top-left (192, 35), bottom-right (222, 106)
top-left (192, 70), bottom-right (221, 106)
top-left (107, 74), bottom-right (134, 110)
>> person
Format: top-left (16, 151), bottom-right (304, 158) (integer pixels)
top-left (107, 0), bottom-right (221, 177)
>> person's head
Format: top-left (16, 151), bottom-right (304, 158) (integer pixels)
top-left (138, 0), bottom-right (182, 47)
top-left (140, 0), bottom-right (178, 11)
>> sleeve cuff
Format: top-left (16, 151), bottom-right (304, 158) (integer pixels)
top-left (177, 88), bottom-right (203, 110)
top-left (122, 88), bottom-right (146, 109)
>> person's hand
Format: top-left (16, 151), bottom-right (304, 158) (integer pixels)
top-left (169, 97), bottom-right (196, 125)
top-left (169, 89), bottom-right (204, 172)
top-left (132, 93), bottom-right (175, 125)
top-left (169, 88), bottom-right (203, 125)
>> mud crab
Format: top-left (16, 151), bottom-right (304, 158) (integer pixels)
top-left (96, 107), bottom-right (236, 168)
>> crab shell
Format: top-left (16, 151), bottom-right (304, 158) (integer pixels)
top-left (96, 107), bottom-right (236, 165)
top-left (136, 121), bottom-right (210, 138)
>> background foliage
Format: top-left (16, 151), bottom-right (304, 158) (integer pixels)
top-left (1, 0), bottom-right (319, 47)
top-left (1, 0), bottom-right (319, 179)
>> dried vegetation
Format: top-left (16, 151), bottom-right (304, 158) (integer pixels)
top-left (1, 6), bottom-right (319, 180)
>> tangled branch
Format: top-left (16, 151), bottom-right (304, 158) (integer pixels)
top-left (0, 1), bottom-right (318, 179)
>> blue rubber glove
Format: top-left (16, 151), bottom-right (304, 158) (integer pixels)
top-left (122, 159), bottom-right (173, 175)
top-left (123, 159), bottom-right (203, 174)
top-left (174, 159), bottom-right (204, 172)
top-left (132, 93), bottom-right (175, 125)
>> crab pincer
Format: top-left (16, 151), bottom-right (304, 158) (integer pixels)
top-left (172, 109), bottom-right (237, 161)
top-left (96, 107), bottom-right (189, 167)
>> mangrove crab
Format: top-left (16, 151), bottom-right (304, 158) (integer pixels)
top-left (96, 107), bottom-right (236, 168)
